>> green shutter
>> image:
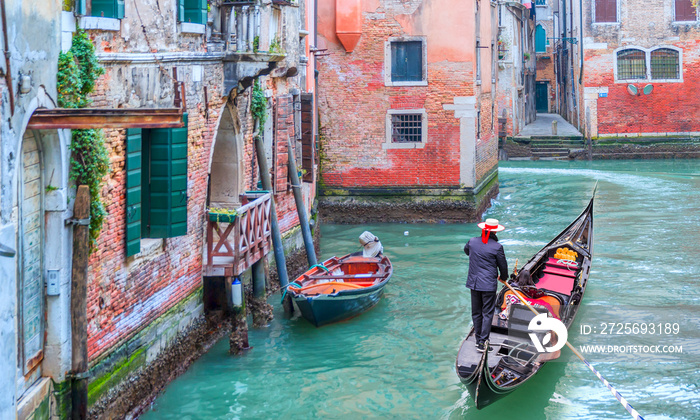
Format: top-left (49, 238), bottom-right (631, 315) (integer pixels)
top-left (91, 0), bottom-right (116, 18)
top-left (147, 114), bottom-right (188, 238)
top-left (76, 0), bottom-right (87, 15)
top-left (184, 0), bottom-right (206, 24)
top-left (117, 0), bottom-right (125, 19)
top-left (178, 0), bottom-right (185, 22)
top-left (126, 128), bottom-right (143, 257)
top-left (536, 25), bottom-right (546, 53)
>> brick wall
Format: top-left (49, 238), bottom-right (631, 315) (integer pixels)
top-left (317, 0), bottom-right (496, 190)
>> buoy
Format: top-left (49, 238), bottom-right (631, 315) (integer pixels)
top-left (231, 277), bottom-right (243, 307)
top-left (404, 231), bottom-right (409, 236)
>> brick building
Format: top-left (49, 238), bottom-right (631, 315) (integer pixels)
top-left (557, 0), bottom-right (700, 138)
top-left (316, 0), bottom-right (499, 222)
top-left (496, 1), bottom-right (537, 138)
top-left (535, 0), bottom-right (556, 113)
top-left (0, 0), bottom-right (317, 418)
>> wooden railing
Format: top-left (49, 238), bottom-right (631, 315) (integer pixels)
top-left (205, 192), bottom-right (272, 277)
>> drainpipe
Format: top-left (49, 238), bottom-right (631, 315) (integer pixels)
top-left (578, 0), bottom-right (584, 85)
top-left (1, 0), bottom-right (15, 115)
top-left (286, 138), bottom-right (317, 267)
top-left (253, 134), bottom-right (289, 287)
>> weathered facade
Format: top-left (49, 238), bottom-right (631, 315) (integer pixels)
top-left (316, 0), bottom-right (499, 223)
top-left (0, 1), bottom-right (73, 418)
top-left (1, 0), bottom-right (318, 418)
top-left (497, 1), bottom-right (537, 137)
top-left (535, 0), bottom-right (557, 114)
top-left (557, 0), bottom-right (700, 138)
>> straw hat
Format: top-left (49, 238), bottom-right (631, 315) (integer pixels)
top-left (359, 231), bottom-right (383, 258)
top-left (477, 218), bottom-right (505, 232)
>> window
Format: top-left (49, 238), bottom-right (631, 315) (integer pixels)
top-left (178, 0), bottom-right (207, 25)
top-left (535, 0), bottom-right (546, 5)
top-left (476, 41), bottom-right (481, 82)
top-left (594, 0), bottom-right (617, 23)
top-left (535, 25), bottom-right (547, 53)
top-left (384, 109), bottom-right (427, 149)
top-left (84, 0), bottom-right (125, 18)
top-left (675, 0), bottom-right (697, 21)
top-left (651, 49), bottom-right (680, 79)
top-left (385, 37), bottom-right (427, 86)
top-left (391, 41), bottom-right (423, 82)
top-left (616, 47), bottom-right (682, 82)
top-left (617, 49), bottom-right (646, 80)
top-left (125, 115), bottom-right (189, 257)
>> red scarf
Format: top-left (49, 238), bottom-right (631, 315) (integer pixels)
top-left (481, 223), bottom-right (500, 243)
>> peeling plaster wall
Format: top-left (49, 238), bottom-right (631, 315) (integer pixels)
top-left (0, 1), bottom-right (68, 419)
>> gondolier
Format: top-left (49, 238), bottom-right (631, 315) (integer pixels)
top-left (464, 218), bottom-right (509, 352)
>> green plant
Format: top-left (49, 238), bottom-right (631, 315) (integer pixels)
top-left (208, 207), bottom-right (238, 223)
top-left (45, 185), bottom-right (59, 193)
top-left (69, 129), bottom-right (109, 246)
top-left (523, 52), bottom-right (531, 60)
top-left (251, 79), bottom-right (267, 127)
top-left (253, 35), bottom-right (260, 52)
top-left (269, 37), bottom-right (283, 54)
top-left (58, 29), bottom-right (109, 248)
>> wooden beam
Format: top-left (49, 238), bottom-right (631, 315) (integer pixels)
top-left (27, 108), bottom-right (184, 129)
top-left (70, 185), bottom-right (90, 420)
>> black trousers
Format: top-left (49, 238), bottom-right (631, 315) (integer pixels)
top-left (470, 290), bottom-right (497, 344)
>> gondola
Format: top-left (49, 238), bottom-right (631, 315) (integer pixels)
top-left (287, 254), bottom-right (393, 327)
top-left (456, 194), bottom-right (594, 409)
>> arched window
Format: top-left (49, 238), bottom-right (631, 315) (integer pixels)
top-left (650, 48), bottom-right (680, 80)
top-left (535, 25), bottom-right (546, 53)
top-left (617, 49), bottom-right (646, 80)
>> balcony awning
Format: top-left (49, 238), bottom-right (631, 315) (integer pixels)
top-left (27, 108), bottom-right (184, 130)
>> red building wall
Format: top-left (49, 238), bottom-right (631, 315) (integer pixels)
top-left (318, 0), bottom-right (497, 191)
top-left (585, 39), bottom-right (700, 135)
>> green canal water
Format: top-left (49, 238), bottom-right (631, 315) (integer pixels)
top-left (143, 160), bottom-right (700, 419)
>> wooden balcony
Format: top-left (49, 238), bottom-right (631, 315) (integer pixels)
top-left (204, 192), bottom-right (272, 277)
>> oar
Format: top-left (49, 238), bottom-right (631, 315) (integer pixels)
top-left (499, 279), bottom-right (646, 420)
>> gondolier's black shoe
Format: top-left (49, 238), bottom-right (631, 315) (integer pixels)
top-left (476, 342), bottom-right (493, 353)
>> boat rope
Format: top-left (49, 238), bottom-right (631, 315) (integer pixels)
top-left (281, 281), bottom-right (301, 304)
top-left (499, 279), bottom-right (646, 420)
top-left (310, 264), bottom-right (331, 273)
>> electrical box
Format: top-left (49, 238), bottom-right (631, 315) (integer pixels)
top-left (46, 269), bottom-right (60, 296)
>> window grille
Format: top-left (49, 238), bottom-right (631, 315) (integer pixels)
top-left (650, 49), bottom-right (680, 80)
top-left (617, 49), bottom-right (646, 80)
top-left (535, 0), bottom-right (546, 5)
top-left (391, 114), bottom-right (423, 143)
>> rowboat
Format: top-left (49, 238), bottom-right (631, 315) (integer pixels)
top-left (287, 254), bottom-right (393, 327)
top-left (456, 194), bottom-right (594, 409)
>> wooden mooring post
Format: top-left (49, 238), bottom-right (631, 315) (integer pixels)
top-left (70, 185), bottom-right (90, 420)
top-left (228, 276), bottom-right (250, 354)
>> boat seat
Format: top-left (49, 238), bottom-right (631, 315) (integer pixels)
top-left (536, 273), bottom-right (575, 296)
top-left (542, 265), bottom-right (577, 278)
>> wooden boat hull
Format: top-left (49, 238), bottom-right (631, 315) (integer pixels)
top-left (456, 194), bottom-right (595, 409)
top-left (289, 254), bottom-right (392, 327)
top-left (293, 285), bottom-right (386, 327)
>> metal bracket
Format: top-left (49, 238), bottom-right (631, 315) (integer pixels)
top-left (71, 370), bottom-right (90, 380)
top-left (65, 217), bottom-right (91, 226)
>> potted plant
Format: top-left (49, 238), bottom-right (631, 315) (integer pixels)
top-left (523, 52), bottom-right (531, 60)
top-left (208, 207), bottom-right (238, 223)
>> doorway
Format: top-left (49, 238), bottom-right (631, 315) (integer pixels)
top-left (535, 82), bottom-right (549, 113)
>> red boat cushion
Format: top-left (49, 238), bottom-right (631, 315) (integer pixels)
top-left (536, 273), bottom-right (576, 296)
top-left (543, 265), bottom-right (577, 278)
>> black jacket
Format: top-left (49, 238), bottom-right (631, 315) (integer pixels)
top-left (464, 234), bottom-right (508, 292)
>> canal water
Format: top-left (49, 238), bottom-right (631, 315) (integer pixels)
top-left (143, 160), bottom-right (699, 420)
